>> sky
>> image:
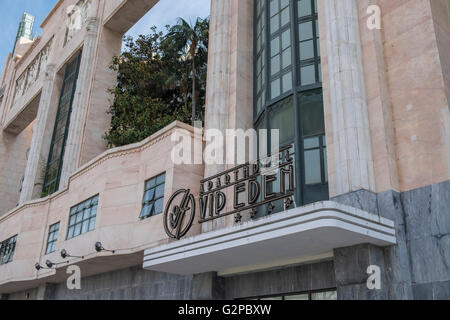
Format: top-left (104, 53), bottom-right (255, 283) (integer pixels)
top-left (0, 0), bottom-right (210, 69)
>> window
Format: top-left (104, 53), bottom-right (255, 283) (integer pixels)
top-left (45, 223), bottom-right (60, 254)
top-left (297, 0), bottom-right (321, 86)
top-left (0, 235), bottom-right (18, 265)
top-left (254, 0), bottom-right (328, 211)
top-left (42, 51), bottom-right (82, 196)
top-left (67, 195), bottom-right (98, 240)
top-left (140, 173), bottom-right (166, 219)
top-left (245, 289), bottom-right (337, 300)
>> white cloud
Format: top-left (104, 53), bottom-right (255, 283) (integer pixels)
top-left (126, 0), bottom-right (211, 38)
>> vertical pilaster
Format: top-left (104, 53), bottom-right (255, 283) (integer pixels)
top-left (60, 18), bottom-right (99, 188)
top-left (323, 0), bottom-right (375, 195)
top-left (203, 0), bottom-right (254, 232)
top-left (334, 244), bottom-right (388, 300)
top-left (191, 272), bottom-right (225, 300)
top-left (36, 283), bottom-right (56, 300)
top-left (204, 0), bottom-right (233, 178)
top-left (19, 64), bottom-right (56, 204)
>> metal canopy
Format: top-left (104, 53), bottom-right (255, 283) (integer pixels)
top-left (143, 201), bottom-right (396, 275)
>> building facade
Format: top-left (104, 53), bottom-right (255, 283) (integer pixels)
top-left (0, 0), bottom-right (449, 300)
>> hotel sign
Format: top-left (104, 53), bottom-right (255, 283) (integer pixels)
top-left (164, 145), bottom-right (295, 240)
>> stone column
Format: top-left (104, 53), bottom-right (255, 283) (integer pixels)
top-left (323, 0), bottom-right (375, 195)
top-left (203, 0), bottom-right (254, 232)
top-left (36, 283), bottom-right (56, 300)
top-left (191, 272), bottom-right (225, 300)
top-left (60, 18), bottom-right (99, 188)
top-left (334, 244), bottom-right (388, 299)
top-left (19, 64), bottom-right (56, 204)
top-left (204, 0), bottom-right (233, 179)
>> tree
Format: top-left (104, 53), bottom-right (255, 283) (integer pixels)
top-left (162, 17), bottom-right (209, 124)
top-left (105, 19), bottom-right (209, 148)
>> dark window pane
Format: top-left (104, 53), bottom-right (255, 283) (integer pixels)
top-left (46, 222), bottom-right (60, 254)
top-left (281, 7), bottom-right (290, 26)
top-left (144, 189), bottom-right (155, 202)
top-left (67, 195), bottom-right (99, 239)
top-left (90, 205), bottom-right (98, 217)
top-left (282, 72), bottom-right (293, 93)
top-left (300, 90), bottom-right (325, 136)
top-left (311, 291), bottom-right (338, 300)
top-left (269, 97), bottom-right (295, 145)
top-left (270, 14), bottom-right (279, 34)
top-left (146, 178), bottom-right (156, 189)
top-left (270, 0), bottom-right (279, 16)
top-left (304, 136), bottom-right (320, 149)
top-left (300, 65), bottom-right (316, 85)
top-left (154, 198), bottom-right (164, 215)
top-left (81, 219), bottom-right (89, 234)
top-left (285, 294), bottom-right (309, 300)
top-left (271, 78), bottom-right (281, 99)
top-left (67, 228), bottom-right (74, 239)
top-left (305, 149), bottom-right (321, 184)
top-left (156, 173), bottom-right (166, 185)
top-left (0, 235), bottom-right (18, 265)
top-left (155, 185), bottom-right (165, 199)
top-left (300, 40), bottom-right (314, 60)
top-left (271, 55), bottom-right (281, 75)
top-left (282, 49), bottom-right (291, 69)
top-left (299, 21), bottom-right (313, 41)
top-left (281, 29), bottom-right (291, 50)
top-left (298, 0), bottom-right (312, 17)
top-left (89, 219), bottom-right (96, 232)
top-left (271, 37), bottom-right (280, 56)
top-left (140, 173), bottom-right (166, 219)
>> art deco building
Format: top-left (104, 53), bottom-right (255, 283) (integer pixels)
top-left (0, 0), bottom-right (449, 300)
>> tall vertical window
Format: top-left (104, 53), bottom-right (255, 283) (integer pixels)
top-left (0, 235), bottom-right (18, 265)
top-left (45, 222), bottom-right (60, 254)
top-left (254, 0), bottom-right (328, 210)
top-left (42, 51), bottom-right (82, 196)
top-left (140, 173), bottom-right (166, 219)
top-left (67, 195), bottom-right (98, 240)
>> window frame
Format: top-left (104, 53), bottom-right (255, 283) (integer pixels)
top-left (253, 0), bottom-right (328, 209)
top-left (45, 222), bottom-right (60, 255)
top-left (140, 172), bottom-right (166, 220)
top-left (66, 195), bottom-right (99, 240)
top-left (42, 50), bottom-right (82, 196)
top-left (0, 235), bottom-right (18, 265)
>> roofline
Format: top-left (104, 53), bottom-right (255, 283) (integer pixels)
top-left (40, 0), bottom-right (64, 29)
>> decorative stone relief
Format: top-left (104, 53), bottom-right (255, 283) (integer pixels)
top-left (13, 74), bottom-right (25, 103)
top-left (12, 37), bottom-right (53, 107)
top-left (64, 0), bottom-right (93, 47)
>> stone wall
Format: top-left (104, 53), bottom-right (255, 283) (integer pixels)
top-left (224, 261), bottom-right (335, 300)
top-left (5, 260), bottom-right (336, 300)
top-left (49, 267), bottom-right (193, 300)
top-left (332, 180), bottom-right (450, 299)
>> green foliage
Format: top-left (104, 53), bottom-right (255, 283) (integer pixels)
top-left (105, 18), bottom-right (209, 147)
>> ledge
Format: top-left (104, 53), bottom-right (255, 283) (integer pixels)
top-left (143, 201), bottom-right (396, 275)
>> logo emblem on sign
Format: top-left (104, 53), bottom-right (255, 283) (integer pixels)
top-left (163, 189), bottom-right (196, 240)
top-left (163, 145), bottom-right (295, 240)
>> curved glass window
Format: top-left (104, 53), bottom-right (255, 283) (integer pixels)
top-left (254, 0), bottom-right (328, 210)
